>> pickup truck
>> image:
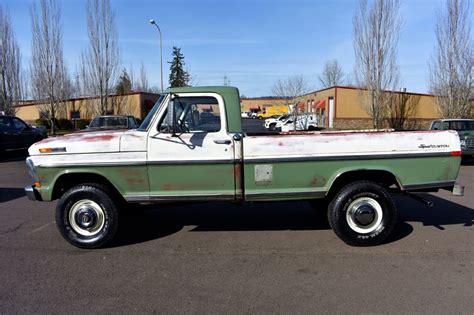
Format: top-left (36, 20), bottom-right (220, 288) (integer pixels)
top-left (430, 119), bottom-right (474, 158)
top-left (24, 86), bottom-right (463, 249)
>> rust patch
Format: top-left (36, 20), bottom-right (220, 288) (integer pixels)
top-left (161, 183), bottom-right (196, 191)
top-left (310, 176), bottom-right (327, 186)
top-left (233, 163), bottom-right (242, 176)
top-left (81, 135), bottom-right (116, 142)
top-left (442, 163), bottom-right (452, 181)
top-left (125, 178), bottom-right (145, 186)
top-left (118, 168), bottom-right (146, 187)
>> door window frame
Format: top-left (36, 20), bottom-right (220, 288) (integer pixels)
top-left (149, 92), bottom-right (228, 136)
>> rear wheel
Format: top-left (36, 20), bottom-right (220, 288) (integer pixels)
top-left (328, 181), bottom-right (397, 246)
top-left (56, 184), bottom-right (119, 249)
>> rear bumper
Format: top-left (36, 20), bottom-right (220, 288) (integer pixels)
top-left (24, 185), bottom-right (42, 201)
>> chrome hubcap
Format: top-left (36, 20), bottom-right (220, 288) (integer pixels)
top-left (69, 200), bottom-right (105, 236)
top-left (346, 197), bottom-right (383, 234)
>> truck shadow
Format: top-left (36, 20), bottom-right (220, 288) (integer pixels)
top-left (0, 188), bottom-right (26, 203)
top-left (112, 198), bottom-right (455, 247)
top-left (394, 194), bottom-right (473, 229)
top-left (111, 193), bottom-right (473, 248)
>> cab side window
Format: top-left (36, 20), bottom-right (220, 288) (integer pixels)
top-left (431, 121), bottom-right (441, 130)
top-left (158, 96), bottom-right (221, 133)
top-left (12, 118), bottom-right (27, 131)
top-left (0, 117), bottom-right (12, 131)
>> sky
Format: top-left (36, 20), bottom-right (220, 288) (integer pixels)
top-left (2, 0), bottom-right (460, 97)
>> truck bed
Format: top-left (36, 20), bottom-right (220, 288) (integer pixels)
top-left (241, 130), bottom-right (461, 201)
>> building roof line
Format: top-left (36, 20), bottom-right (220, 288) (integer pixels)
top-left (14, 91), bottom-right (161, 107)
top-left (302, 85), bottom-right (436, 98)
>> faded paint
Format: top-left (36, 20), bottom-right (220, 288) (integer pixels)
top-left (29, 130), bottom-right (125, 155)
top-left (243, 130), bottom-right (460, 162)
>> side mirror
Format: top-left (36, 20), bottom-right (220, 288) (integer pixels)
top-left (166, 100), bottom-right (177, 136)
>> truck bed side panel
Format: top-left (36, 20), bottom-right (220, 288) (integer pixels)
top-left (242, 131), bottom-right (461, 201)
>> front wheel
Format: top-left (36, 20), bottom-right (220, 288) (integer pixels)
top-left (55, 184), bottom-right (119, 249)
top-left (328, 181), bottom-right (397, 246)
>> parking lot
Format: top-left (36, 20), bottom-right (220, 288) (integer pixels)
top-left (0, 151), bottom-right (472, 313)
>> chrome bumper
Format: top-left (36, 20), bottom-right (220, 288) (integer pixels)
top-left (24, 185), bottom-right (41, 201)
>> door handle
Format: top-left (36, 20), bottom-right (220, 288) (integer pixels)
top-left (214, 139), bottom-right (231, 145)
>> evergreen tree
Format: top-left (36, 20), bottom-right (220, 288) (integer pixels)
top-left (115, 68), bottom-right (132, 94)
top-left (168, 47), bottom-right (189, 88)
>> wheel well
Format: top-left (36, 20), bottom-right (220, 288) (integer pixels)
top-left (328, 170), bottom-right (401, 198)
top-left (52, 172), bottom-right (123, 201)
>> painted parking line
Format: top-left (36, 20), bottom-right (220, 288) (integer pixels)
top-left (28, 221), bottom-right (55, 235)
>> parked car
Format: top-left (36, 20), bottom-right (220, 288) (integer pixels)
top-left (264, 114), bottom-right (290, 130)
top-left (0, 115), bottom-right (46, 152)
top-left (278, 113), bottom-right (319, 132)
top-left (86, 115), bottom-right (138, 131)
top-left (199, 112), bottom-right (220, 124)
top-left (430, 119), bottom-right (474, 158)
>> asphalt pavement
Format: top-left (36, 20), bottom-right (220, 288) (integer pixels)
top-left (0, 148), bottom-right (472, 313)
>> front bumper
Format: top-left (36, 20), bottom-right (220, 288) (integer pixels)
top-left (24, 185), bottom-right (42, 201)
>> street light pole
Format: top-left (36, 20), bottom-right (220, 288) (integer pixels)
top-left (149, 19), bottom-right (163, 93)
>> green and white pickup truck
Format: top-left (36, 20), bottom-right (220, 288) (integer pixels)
top-left (25, 86), bottom-right (463, 248)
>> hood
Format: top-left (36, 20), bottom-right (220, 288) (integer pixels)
top-left (29, 130), bottom-right (124, 156)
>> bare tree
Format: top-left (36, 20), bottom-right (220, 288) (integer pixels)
top-left (387, 89), bottom-right (420, 130)
top-left (272, 75), bottom-right (309, 129)
top-left (272, 75), bottom-right (308, 104)
top-left (0, 7), bottom-right (23, 115)
top-left (30, 0), bottom-right (68, 134)
top-left (353, 0), bottom-right (401, 129)
top-left (81, 0), bottom-right (119, 115)
top-left (319, 59), bottom-right (345, 88)
top-left (136, 62), bottom-right (150, 92)
top-left (429, 0), bottom-right (473, 119)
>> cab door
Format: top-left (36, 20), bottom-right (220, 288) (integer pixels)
top-left (146, 93), bottom-right (236, 201)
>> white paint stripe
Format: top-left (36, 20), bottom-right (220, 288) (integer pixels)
top-left (28, 221), bottom-right (54, 235)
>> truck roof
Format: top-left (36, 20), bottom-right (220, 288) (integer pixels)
top-left (165, 86), bottom-right (239, 95)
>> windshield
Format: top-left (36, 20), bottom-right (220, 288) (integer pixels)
top-left (90, 116), bottom-right (128, 128)
top-left (137, 95), bottom-right (165, 131)
top-left (446, 120), bottom-right (474, 131)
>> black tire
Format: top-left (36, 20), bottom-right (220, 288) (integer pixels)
top-left (328, 181), bottom-right (397, 246)
top-left (269, 123), bottom-right (276, 131)
top-left (308, 125), bottom-right (316, 131)
top-left (55, 184), bottom-right (119, 249)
